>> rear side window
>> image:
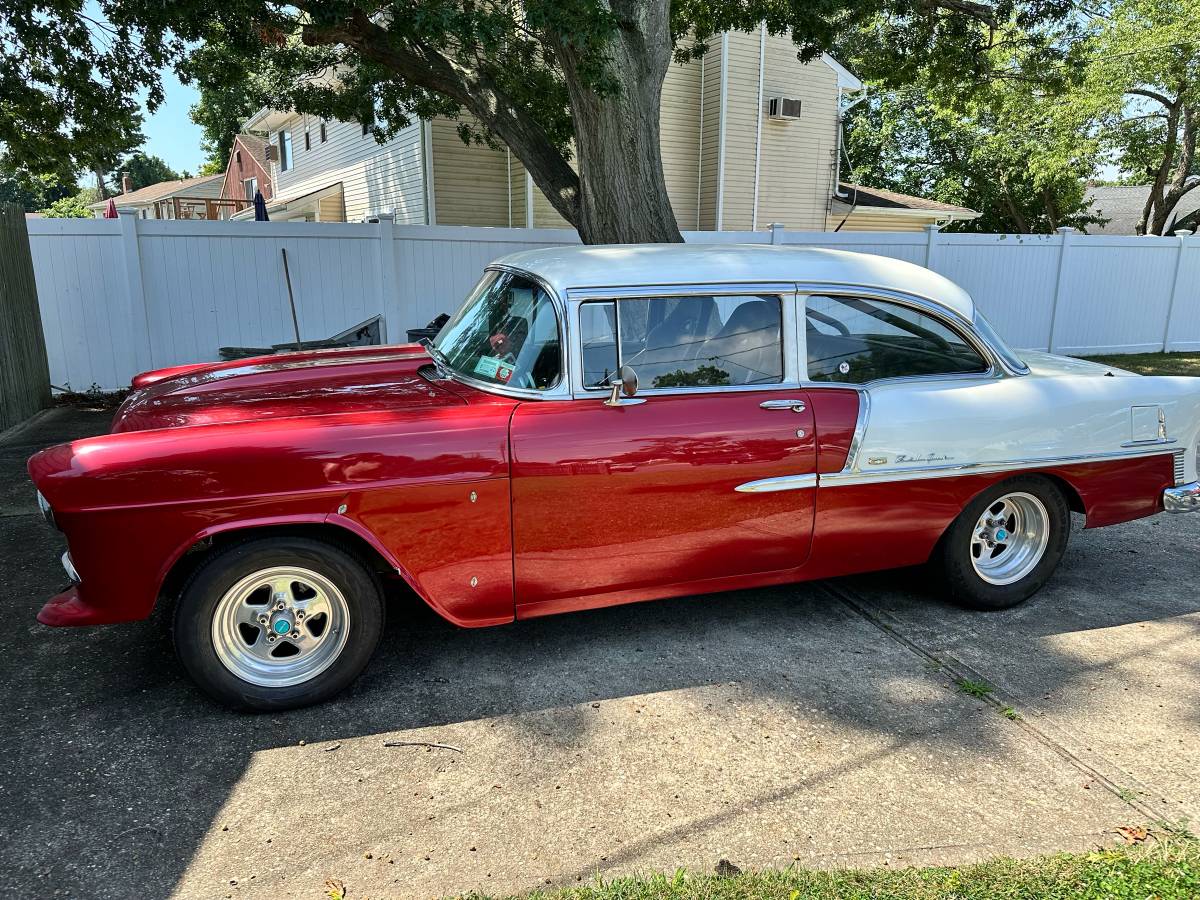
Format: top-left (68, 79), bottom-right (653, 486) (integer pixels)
top-left (581, 294), bottom-right (783, 390)
top-left (805, 294), bottom-right (987, 384)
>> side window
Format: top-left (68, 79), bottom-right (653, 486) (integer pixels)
top-left (805, 294), bottom-right (988, 384)
top-left (581, 295), bottom-right (783, 390)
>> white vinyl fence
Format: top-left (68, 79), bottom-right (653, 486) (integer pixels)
top-left (26, 211), bottom-right (1200, 391)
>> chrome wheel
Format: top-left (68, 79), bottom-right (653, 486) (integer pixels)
top-left (211, 566), bottom-right (350, 688)
top-left (969, 492), bottom-right (1051, 586)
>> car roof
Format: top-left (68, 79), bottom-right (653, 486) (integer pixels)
top-left (492, 244), bottom-right (976, 321)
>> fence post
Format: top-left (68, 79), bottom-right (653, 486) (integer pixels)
top-left (1162, 230), bottom-right (1194, 352)
top-left (0, 203), bottom-right (51, 431)
top-left (770, 223), bottom-right (784, 244)
top-left (1047, 226), bottom-right (1075, 354)
top-left (375, 211), bottom-right (397, 343)
top-left (116, 207), bottom-right (153, 371)
top-left (924, 224), bottom-right (940, 270)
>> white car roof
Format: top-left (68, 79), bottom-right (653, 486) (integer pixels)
top-left (492, 244), bottom-right (976, 321)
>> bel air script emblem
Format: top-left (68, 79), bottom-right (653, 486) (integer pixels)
top-left (894, 452), bottom-right (955, 464)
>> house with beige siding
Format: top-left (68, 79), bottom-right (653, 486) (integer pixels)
top-left (234, 31), bottom-right (977, 232)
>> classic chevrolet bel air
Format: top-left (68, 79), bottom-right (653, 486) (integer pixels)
top-left (29, 245), bottom-right (1200, 709)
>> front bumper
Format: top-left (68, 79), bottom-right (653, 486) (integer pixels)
top-left (1164, 481), bottom-right (1200, 513)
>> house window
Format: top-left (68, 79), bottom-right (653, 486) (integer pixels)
top-left (243, 177), bottom-right (258, 201)
top-left (304, 130), bottom-right (311, 151)
top-left (804, 294), bottom-right (987, 384)
top-left (278, 130), bottom-right (292, 171)
top-left (320, 121), bottom-right (327, 142)
top-left (235, 150), bottom-right (242, 166)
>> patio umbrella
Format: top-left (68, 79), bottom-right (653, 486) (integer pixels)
top-left (253, 190), bottom-right (269, 221)
top-left (102, 198), bottom-right (118, 218)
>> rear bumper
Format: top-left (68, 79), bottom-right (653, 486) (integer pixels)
top-left (1164, 482), bottom-right (1200, 513)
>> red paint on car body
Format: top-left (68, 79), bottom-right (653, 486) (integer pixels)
top-left (28, 346), bottom-right (1178, 630)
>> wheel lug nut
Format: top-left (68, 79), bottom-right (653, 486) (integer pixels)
top-left (275, 600), bottom-right (287, 610)
top-left (295, 610), bottom-right (305, 620)
top-left (267, 634), bottom-right (277, 643)
top-left (257, 614), bottom-right (269, 625)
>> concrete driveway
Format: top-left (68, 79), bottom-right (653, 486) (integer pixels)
top-left (2, 408), bottom-right (1197, 899)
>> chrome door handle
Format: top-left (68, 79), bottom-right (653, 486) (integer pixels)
top-left (759, 399), bottom-right (806, 412)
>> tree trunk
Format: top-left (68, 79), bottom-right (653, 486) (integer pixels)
top-left (1138, 98), bottom-right (1182, 235)
top-left (1151, 103), bottom-right (1196, 235)
top-left (301, 1), bottom-right (683, 244)
top-left (550, 0), bottom-right (682, 244)
top-left (93, 168), bottom-right (110, 200)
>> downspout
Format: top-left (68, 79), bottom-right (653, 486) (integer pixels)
top-left (716, 32), bottom-right (729, 231)
top-left (833, 88), bottom-right (868, 200)
top-left (831, 88), bottom-right (868, 231)
top-left (751, 24), bottom-right (766, 231)
top-left (525, 173), bottom-right (534, 229)
top-left (696, 52), bottom-right (704, 230)
top-left (422, 120), bottom-right (436, 225)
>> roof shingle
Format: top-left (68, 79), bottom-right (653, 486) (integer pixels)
top-left (88, 174), bottom-right (224, 209)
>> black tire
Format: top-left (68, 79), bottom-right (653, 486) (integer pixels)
top-left (173, 536), bottom-right (385, 711)
top-left (935, 475), bottom-right (1071, 611)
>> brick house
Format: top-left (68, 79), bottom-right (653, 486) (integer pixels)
top-left (219, 133), bottom-right (275, 209)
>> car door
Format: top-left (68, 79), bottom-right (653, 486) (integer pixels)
top-left (509, 289), bottom-right (819, 617)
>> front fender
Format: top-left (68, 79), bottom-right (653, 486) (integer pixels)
top-left (28, 403), bottom-right (516, 627)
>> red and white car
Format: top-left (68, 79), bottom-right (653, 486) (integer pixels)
top-left (30, 245), bottom-right (1200, 709)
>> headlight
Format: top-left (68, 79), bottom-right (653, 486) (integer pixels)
top-left (35, 490), bottom-right (55, 528)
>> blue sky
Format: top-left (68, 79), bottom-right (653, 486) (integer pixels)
top-left (141, 71), bottom-right (206, 175)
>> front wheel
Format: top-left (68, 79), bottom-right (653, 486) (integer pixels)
top-left (935, 475), bottom-right (1071, 610)
top-left (174, 536), bottom-right (385, 710)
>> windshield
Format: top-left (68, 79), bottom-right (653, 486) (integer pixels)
top-left (972, 311), bottom-right (1029, 374)
top-left (431, 270), bottom-right (562, 391)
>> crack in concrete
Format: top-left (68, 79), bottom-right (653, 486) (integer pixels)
top-left (820, 581), bottom-right (1178, 825)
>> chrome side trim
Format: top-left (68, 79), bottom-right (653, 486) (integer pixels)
top-left (821, 444), bottom-right (1180, 488)
top-left (1120, 438), bottom-right (1177, 448)
top-left (843, 389), bottom-right (870, 472)
top-left (1174, 449), bottom-right (1187, 486)
top-left (1164, 481), bottom-right (1200, 513)
top-left (735, 474), bottom-right (819, 493)
top-left (565, 281), bottom-right (797, 301)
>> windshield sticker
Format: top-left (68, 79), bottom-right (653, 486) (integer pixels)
top-left (473, 356), bottom-right (515, 383)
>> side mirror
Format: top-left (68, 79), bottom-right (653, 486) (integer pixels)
top-left (604, 365), bottom-right (642, 407)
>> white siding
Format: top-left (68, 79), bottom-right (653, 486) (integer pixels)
top-left (269, 114), bottom-right (427, 223)
top-left (430, 118), bottom-right (511, 226)
top-left (755, 35), bottom-right (839, 231)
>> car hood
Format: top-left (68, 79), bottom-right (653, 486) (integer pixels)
top-left (1020, 350), bottom-right (1137, 378)
top-left (112, 345), bottom-right (466, 433)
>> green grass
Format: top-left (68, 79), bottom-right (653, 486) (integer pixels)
top-left (462, 838), bottom-right (1200, 900)
top-left (955, 678), bottom-right (993, 699)
top-left (1080, 351), bottom-right (1200, 377)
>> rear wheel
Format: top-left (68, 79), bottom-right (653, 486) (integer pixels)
top-left (936, 476), bottom-right (1071, 610)
top-left (174, 536), bottom-right (385, 710)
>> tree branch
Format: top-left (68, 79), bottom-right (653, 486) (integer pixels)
top-left (918, 0), bottom-right (998, 27)
top-left (295, 8), bottom-right (582, 226)
top-left (1127, 88), bottom-right (1177, 109)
